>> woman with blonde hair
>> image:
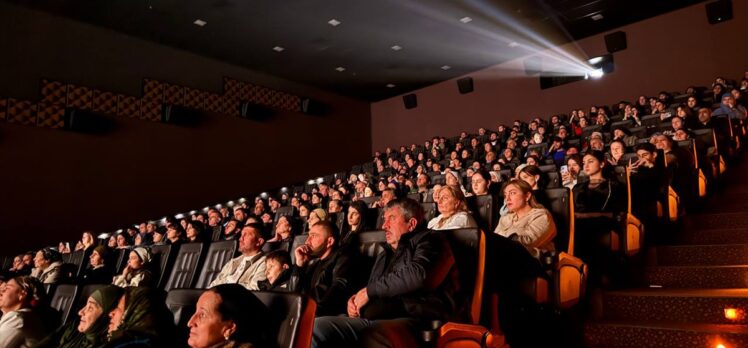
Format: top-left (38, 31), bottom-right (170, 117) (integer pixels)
top-left (428, 185), bottom-right (478, 230)
top-left (495, 179), bottom-right (556, 259)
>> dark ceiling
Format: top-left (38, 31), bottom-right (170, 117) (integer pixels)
top-left (7, 0), bottom-right (705, 101)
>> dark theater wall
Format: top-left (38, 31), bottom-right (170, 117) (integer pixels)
top-left (0, 3), bottom-right (371, 255)
top-left (371, 1), bottom-right (748, 151)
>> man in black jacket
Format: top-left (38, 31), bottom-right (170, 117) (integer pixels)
top-left (311, 198), bottom-right (457, 348)
top-left (293, 221), bottom-right (359, 316)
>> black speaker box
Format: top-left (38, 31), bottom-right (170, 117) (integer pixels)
top-left (239, 102), bottom-right (273, 121)
top-left (457, 77), bottom-right (474, 94)
top-left (706, 0), bottom-right (733, 24)
top-left (300, 98), bottom-right (329, 116)
top-left (162, 105), bottom-right (204, 126)
top-left (604, 31), bottom-right (627, 53)
top-left (403, 94), bottom-right (417, 109)
top-left (63, 108), bottom-right (114, 134)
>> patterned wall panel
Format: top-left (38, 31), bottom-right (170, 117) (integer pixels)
top-left (204, 93), bottom-right (222, 113)
top-left (220, 96), bottom-right (240, 117)
top-left (0, 98), bottom-right (6, 121)
top-left (41, 79), bottom-right (67, 105)
top-left (223, 77), bottom-right (242, 100)
top-left (140, 99), bottom-right (162, 122)
top-left (117, 95), bottom-right (141, 119)
top-left (184, 88), bottom-right (206, 110)
top-left (7, 99), bottom-right (37, 125)
top-left (93, 89), bottom-right (118, 115)
top-left (36, 103), bottom-right (66, 129)
top-left (66, 84), bottom-right (93, 110)
top-left (164, 83), bottom-right (185, 106)
top-left (143, 79), bottom-right (164, 102)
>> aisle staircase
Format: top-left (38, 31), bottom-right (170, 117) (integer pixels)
top-left (584, 155), bottom-right (748, 348)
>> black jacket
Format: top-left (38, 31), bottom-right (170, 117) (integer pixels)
top-left (363, 228), bottom-right (457, 322)
top-left (257, 268), bottom-right (293, 292)
top-left (293, 248), bottom-right (359, 316)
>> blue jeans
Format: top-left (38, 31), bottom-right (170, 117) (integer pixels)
top-left (312, 316), bottom-right (419, 348)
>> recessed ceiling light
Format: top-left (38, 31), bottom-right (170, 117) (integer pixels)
top-left (391, 45), bottom-right (403, 51)
top-left (386, 84), bottom-right (396, 88)
top-left (460, 16), bottom-right (473, 23)
top-left (335, 66), bottom-right (346, 72)
top-left (328, 19), bottom-right (341, 26)
top-left (441, 65), bottom-right (451, 70)
top-left (591, 14), bottom-right (604, 21)
top-left (508, 42), bottom-right (520, 48)
top-left (193, 19), bottom-right (207, 27)
top-left (272, 46), bottom-right (285, 52)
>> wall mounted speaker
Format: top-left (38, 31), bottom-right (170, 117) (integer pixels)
top-left (457, 77), bottom-right (474, 94)
top-left (706, 0), bottom-right (733, 24)
top-left (64, 108), bottom-right (115, 134)
top-left (604, 31), bottom-right (627, 53)
top-left (403, 94), bottom-right (417, 109)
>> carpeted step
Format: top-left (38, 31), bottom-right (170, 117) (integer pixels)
top-left (686, 212), bottom-right (748, 230)
top-left (678, 228), bottom-right (748, 245)
top-left (585, 321), bottom-right (748, 348)
top-left (655, 244), bottom-right (748, 266)
top-left (602, 288), bottom-right (748, 325)
top-left (645, 265), bottom-right (748, 289)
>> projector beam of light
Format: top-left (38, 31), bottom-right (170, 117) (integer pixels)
top-left (390, 0), bottom-right (600, 79)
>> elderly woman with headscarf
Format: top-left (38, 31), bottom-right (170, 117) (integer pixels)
top-left (80, 245), bottom-right (115, 285)
top-left (0, 276), bottom-right (50, 348)
top-left (112, 247), bottom-right (154, 288)
top-left (104, 287), bottom-right (175, 347)
top-left (30, 248), bottom-right (63, 285)
top-left (36, 286), bottom-right (123, 348)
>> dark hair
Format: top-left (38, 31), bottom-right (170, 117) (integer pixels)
top-left (609, 139), bottom-right (626, 150)
top-left (583, 150), bottom-right (606, 163)
top-left (566, 154), bottom-right (583, 166)
top-left (209, 284), bottom-right (272, 345)
top-left (39, 248), bottom-right (62, 263)
top-left (265, 250), bottom-right (291, 266)
top-left (636, 143), bottom-right (657, 153)
top-left (473, 168), bottom-right (491, 183)
top-left (12, 276), bottom-right (46, 308)
top-left (310, 220), bottom-right (339, 242)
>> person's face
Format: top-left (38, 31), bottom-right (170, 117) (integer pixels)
top-left (139, 223), bottom-right (147, 233)
top-left (445, 172), bottom-right (459, 186)
top-left (526, 157), bottom-right (537, 166)
top-left (558, 128), bottom-right (567, 138)
top-left (567, 159), bottom-right (581, 175)
top-left (22, 254), bottom-right (32, 265)
top-left (311, 195), bottom-right (320, 205)
top-left (503, 149), bottom-right (513, 159)
top-left (82, 233), bottom-right (92, 245)
top-left (234, 210), bottom-right (246, 222)
top-left (34, 251), bottom-right (48, 269)
top-left (0, 279), bottom-right (25, 312)
top-left (382, 206), bottom-right (415, 249)
top-left (611, 142), bottom-right (624, 158)
top-left (437, 189), bottom-right (460, 215)
top-left (329, 201), bottom-right (341, 213)
top-left (127, 251), bottom-right (143, 270)
top-left (637, 149), bottom-right (655, 165)
top-left (672, 117), bottom-right (683, 130)
top-left (107, 295), bottom-right (126, 335)
top-left (417, 174), bottom-right (428, 187)
top-left (590, 138), bottom-right (604, 151)
top-left (583, 155), bottom-right (603, 176)
top-left (134, 234), bottom-right (143, 246)
top-left (90, 251), bottom-right (104, 267)
top-left (377, 181), bottom-right (386, 191)
top-left (596, 114), bottom-right (605, 124)
top-left (12, 257), bottom-right (22, 269)
top-left (698, 108), bottom-right (711, 123)
top-left (308, 212), bottom-right (321, 226)
top-left (364, 187), bottom-right (374, 197)
top-left (146, 223), bottom-right (156, 233)
top-left (347, 207), bottom-right (362, 227)
top-left (239, 227), bottom-right (262, 254)
top-left (687, 97), bottom-right (697, 108)
top-left (117, 235), bottom-right (127, 247)
top-left (432, 185), bottom-right (442, 204)
top-left (77, 297), bottom-right (104, 333)
top-left (518, 171), bottom-right (539, 189)
top-left (723, 96), bottom-right (736, 108)
top-left (579, 118), bottom-right (588, 127)
top-left (187, 292), bottom-right (235, 348)
top-left (614, 129), bottom-right (624, 139)
top-left (305, 225), bottom-right (332, 257)
top-left (153, 232), bottom-right (164, 243)
top-left (381, 190), bottom-right (395, 205)
top-left (504, 183), bottom-right (530, 213)
top-left (265, 258), bottom-right (287, 285)
top-left (186, 225), bottom-right (198, 240)
top-left (108, 236), bottom-right (117, 248)
top-left (208, 213), bottom-right (221, 227)
top-left (674, 129), bottom-right (689, 141)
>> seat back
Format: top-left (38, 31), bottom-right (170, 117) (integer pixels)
top-left (67, 250), bottom-right (86, 277)
top-left (194, 240), bottom-right (238, 289)
top-left (254, 291), bottom-right (317, 348)
top-left (114, 248), bottom-right (128, 273)
top-left (554, 252), bottom-right (588, 310)
top-left (289, 235), bottom-right (309, 266)
top-left (442, 228), bottom-right (485, 324)
top-left (163, 243), bottom-right (204, 291)
top-left (50, 284), bottom-right (79, 325)
top-left (357, 230), bottom-right (386, 259)
top-left (274, 206), bottom-right (295, 224)
top-left (545, 171), bottom-right (561, 189)
top-left (545, 188), bottom-right (575, 255)
top-left (165, 288), bottom-right (202, 344)
top-left (421, 202), bottom-right (438, 223)
top-left (150, 244), bottom-right (173, 288)
top-left (359, 196), bottom-right (378, 206)
top-left (538, 164), bottom-right (557, 173)
top-left (527, 143), bottom-right (548, 157)
top-left (467, 194), bottom-right (499, 233)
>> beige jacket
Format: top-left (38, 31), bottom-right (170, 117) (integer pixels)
top-left (209, 253), bottom-right (267, 290)
top-left (495, 208), bottom-right (556, 259)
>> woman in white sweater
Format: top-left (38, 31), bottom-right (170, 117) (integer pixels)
top-left (495, 179), bottom-right (556, 259)
top-left (428, 185), bottom-right (478, 230)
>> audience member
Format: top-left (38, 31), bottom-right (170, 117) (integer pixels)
top-left (428, 185), bottom-right (478, 230)
top-left (105, 287), bottom-right (175, 347)
top-left (0, 276), bottom-right (49, 347)
top-left (210, 223), bottom-right (267, 290)
top-left (112, 247), bottom-right (153, 288)
top-left (30, 248), bottom-right (63, 285)
top-left (495, 179), bottom-right (556, 259)
top-left (80, 245), bottom-right (115, 285)
top-left (257, 250), bottom-right (293, 291)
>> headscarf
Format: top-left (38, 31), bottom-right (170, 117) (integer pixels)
top-left (106, 287), bottom-right (175, 347)
top-left (39, 286), bottom-right (123, 348)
